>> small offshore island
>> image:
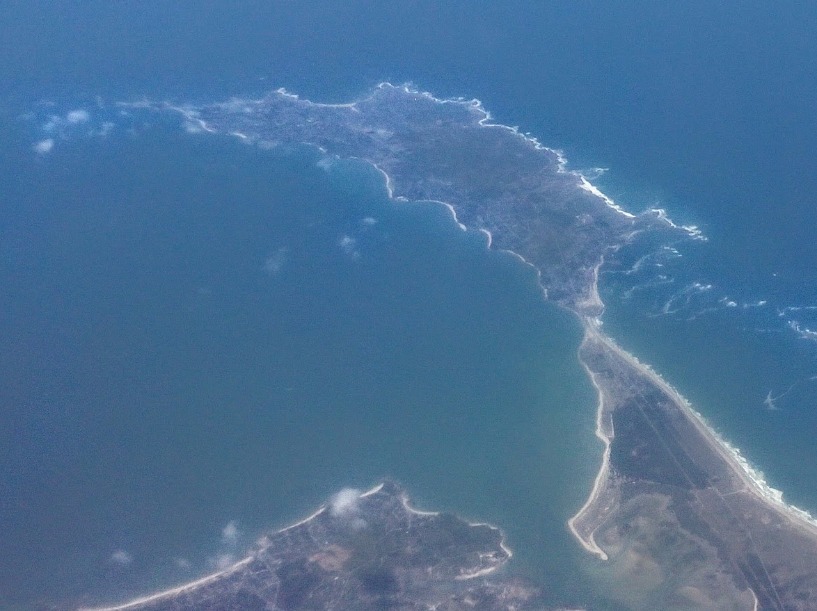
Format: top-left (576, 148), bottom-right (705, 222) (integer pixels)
top-left (106, 84), bottom-right (817, 609)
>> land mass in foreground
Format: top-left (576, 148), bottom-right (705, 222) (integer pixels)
top-left (78, 482), bottom-right (549, 611)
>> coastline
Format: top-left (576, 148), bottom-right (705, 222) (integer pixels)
top-left (224, 82), bottom-right (817, 556)
top-left (78, 558), bottom-right (254, 611)
top-left (566, 324), bottom-right (612, 561)
top-left (80, 483), bottom-right (514, 611)
top-left (608, 323), bottom-right (817, 533)
top-left (567, 314), bottom-right (817, 560)
top-left (216, 81), bottom-right (817, 566)
top-left (108, 82), bottom-right (817, 605)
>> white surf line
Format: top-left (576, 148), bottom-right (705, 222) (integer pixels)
top-left (369, 159), bottom-right (548, 304)
top-left (195, 80), bottom-right (807, 525)
top-left (592, 325), bottom-right (817, 535)
top-left (366, 160), bottom-right (470, 229)
top-left (155, 82), bottom-right (763, 550)
top-left (313, 80), bottom-right (655, 229)
top-left (273, 504), bottom-right (327, 535)
top-left (567, 325), bottom-right (612, 562)
top-left (273, 86), bottom-right (359, 110)
top-left (370, 162), bottom-right (398, 201)
top-left (82, 498), bottom-right (332, 611)
top-left (415, 84), bottom-right (643, 225)
top-left (645, 207), bottom-right (707, 241)
top-left (569, 305), bottom-right (817, 566)
top-left (133, 82), bottom-right (699, 241)
top-left (359, 482), bottom-right (385, 497)
top-left (79, 557), bottom-right (253, 611)
top-left (576, 175), bottom-right (636, 219)
top-left (396, 489), bottom-right (515, 574)
top-left (115, 100), bottom-right (217, 135)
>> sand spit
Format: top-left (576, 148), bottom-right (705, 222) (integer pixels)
top-left (569, 320), bottom-right (817, 546)
top-left (567, 316), bottom-right (817, 608)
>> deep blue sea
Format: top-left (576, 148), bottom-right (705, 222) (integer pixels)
top-left (2, 1), bottom-right (817, 608)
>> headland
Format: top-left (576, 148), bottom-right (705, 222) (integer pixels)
top-left (78, 482), bottom-right (544, 611)
top-left (119, 83), bottom-right (817, 608)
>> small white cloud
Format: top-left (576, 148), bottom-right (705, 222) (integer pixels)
top-left (66, 109), bottom-right (90, 124)
top-left (361, 217), bottom-right (378, 226)
top-left (109, 549), bottom-right (133, 566)
top-left (330, 488), bottom-right (362, 518)
top-left (209, 553), bottom-right (236, 570)
top-left (203, 519), bottom-right (243, 571)
top-left (262, 247), bottom-right (288, 275)
top-left (221, 520), bottom-right (240, 547)
top-left (317, 156), bottom-right (335, 171)
top-left (174, 557), bottom-right (192, 570)
top-left (42, 117), bottom-right (59, 132)
top-left (97, 121), bottom-right (115, 137)
top-left (33, 139), bottom-right (54, 154)
top-left (338, 235), bottom-right (360, 259)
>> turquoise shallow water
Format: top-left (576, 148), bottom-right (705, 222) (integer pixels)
top-left (0, 127), bottom-right (601, 607)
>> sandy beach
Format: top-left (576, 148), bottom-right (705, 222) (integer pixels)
top-left (81, 483), bottom-right (515, 611)
top-left (79, 557), bottom-right (253, 611)
top-left (567, 315), bottom-right (817, 566)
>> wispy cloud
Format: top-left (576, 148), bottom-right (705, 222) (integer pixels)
top-left (330, 488), bottom-right (367, 529)
top-left (33, 139), bottom-right (54, 154)
top-left (338, 235), bottom-right (360, 259)
top-left (109, 549), bottom-right (133, 566)
top-left (330, 488), bottom-right (362, 518)
top-left (262, 247), bottom-right (288, 275)
top-left (66, 109), bottom-right (90, 124)
top-left (206, 519), bottom-right (242, 570)
top-left (174, 557), bottom-right (192, 571)
top-left (221, 520), bottom-right (240, 547)
top-left (209, 553), bottom-right (237, 570)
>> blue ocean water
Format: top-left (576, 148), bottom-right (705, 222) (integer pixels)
top-left (2, 1), bottom-right (817, 607)
top-left (0, 124), bottom-right (602, 607)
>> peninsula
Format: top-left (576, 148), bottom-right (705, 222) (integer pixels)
top-left (124, 83), bottom-right (817, 609)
